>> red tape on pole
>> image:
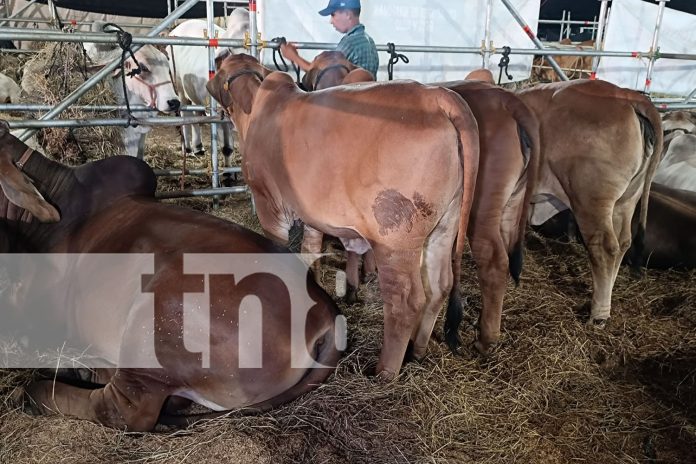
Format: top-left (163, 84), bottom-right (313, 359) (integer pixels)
top-left (209, 71), bottom-right (215, 80)
top-left (590, 72), bottom-right (597, 80)
top-left (249, 0), bottom-right (257, 12)
top-left (631, 51), bottom-right (639, 57)
top-left (522, 25), bottom-right (535, 39)
top-left (209, 38), bottom-right (219, 48)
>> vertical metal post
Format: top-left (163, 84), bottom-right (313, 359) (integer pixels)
top-left (592, 15), bottom-right (597, 40)
top-left (482, 0), bottom-right (493, 68)
top-left (591, 0), bottom-right (609, 79)
top-left (47, 0), bottom-right (59, 29)
top-left (206, 0), bottom-right (219, 191)
top-left (499, 0), bottom-right (568, 81)
top-left (644, 0), bottom-right (669, 93)
top-left (249, 0), bottom-right (258, 58)
top-left (560, 10), bottom-right (566, 41)
top-left (565, 12), bottom-right (572, 39)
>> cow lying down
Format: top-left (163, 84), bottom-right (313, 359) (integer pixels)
top-left (0, 120), bottom-right (342, 430)
top-left (535, 182), bottom-right (696, 270)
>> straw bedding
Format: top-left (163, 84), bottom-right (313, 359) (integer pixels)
top-left (0, 125), bottom-right (695, 463)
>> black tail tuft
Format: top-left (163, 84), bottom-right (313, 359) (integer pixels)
top-left (508, 241), bottom-right (524, 287)
top-left (444, 287), bottom-right (463, 353)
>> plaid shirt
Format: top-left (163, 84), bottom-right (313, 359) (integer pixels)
top-left (336, 24), bottom-right (379, 78)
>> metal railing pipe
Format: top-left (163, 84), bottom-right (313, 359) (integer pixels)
top-left (644, 0), bottom-right (668, 93)
top-left (8, 115), bottom-right (226, 129)
top-left (591, 0), bottom-right (610, 78)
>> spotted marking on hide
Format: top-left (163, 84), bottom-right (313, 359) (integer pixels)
top-left (413, 192), bottom-right (434, 218)
top-left (372, 189), bottom-right (435, 236)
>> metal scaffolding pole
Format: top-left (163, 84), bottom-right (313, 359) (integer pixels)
top-left (0, 104), bottom-right (207, 112)
top-left (644, 0), bottom-right (669, 94)
top-left (8, 115), bottom-right (227, 129)
top-left (499, 0), bottom-right (568, 81)
top-left (591, 0), bottom-right (610, 79)
top-left (249, 0), bottom-right (258, 57)
top-left (206, 0), bottom-right (220, 190)
top-left (482, 0), bottom-right (493, 68)
top-left (0, 0), bottom-right (37, 27)
top-left (17, 0), bottom-right (202, 143)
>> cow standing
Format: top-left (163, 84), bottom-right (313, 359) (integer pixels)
top-left (518, 80), bottom-right (662, 324)
top-left (0, 120), bottom-right (341, 430)
top-left (168, 9), bottom-right (249, 162)
top-left (207, 54), bottom-right (479, 378)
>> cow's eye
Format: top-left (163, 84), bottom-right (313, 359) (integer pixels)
top-left (140, 65), bottom-right (151, 74)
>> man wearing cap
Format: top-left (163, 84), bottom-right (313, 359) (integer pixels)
top-left (280, 0), bottom-right (379, 78)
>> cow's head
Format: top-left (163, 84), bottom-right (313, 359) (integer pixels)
top-left (302, 51), bottom-right (374, 91)
top-left (206, 53), bottom-right (271, 116)
top-left (116, 45), bottom-right (180, 114)
top-left (0, 121), bottom-right (60, 223)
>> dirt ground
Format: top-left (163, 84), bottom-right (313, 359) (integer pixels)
top-left (1, 125), bottom-right (695, 463)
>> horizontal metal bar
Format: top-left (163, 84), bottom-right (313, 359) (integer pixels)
top-left (153, 167), bottom-right (241, 177)
top-left (0, 29), bottom-right (245, 48)
top-left (0, 104), bottom-right (207, 112)
top-left (8, 116), bottom-right (229, 129)
top-left (654, 103), bottom-right (696, 111)
top-left (156, 185), bottom-right (248, 199)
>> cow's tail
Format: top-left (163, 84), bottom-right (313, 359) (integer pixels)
top-left (439, 89), bottom-right (480, 353)
top-left (505, 95), bottom-right (541, 285)
top-left (627, 96), bottom-right (663, 270)
top-left (158, 321), bottom-right (341, 428)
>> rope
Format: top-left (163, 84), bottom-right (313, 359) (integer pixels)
top-left (102, 22), bottom-right (142, 127)
top-left (497, 46), bottom-right (513, 85)
top-left (270, 36), bottom-right (304, 89)
top-left (386, 42), bottom-right (409, 81)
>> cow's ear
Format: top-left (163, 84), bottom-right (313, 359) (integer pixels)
top-left (0, 119), bottom-right (10, 137)
top-left (0, 155), bottom-right (60, 223)
top-left (302, 68), bottom-right (316, 91)
top-left (343, 68), bottom-right (374, 85)
top-left (206, 71), bottom-right (233, 110)
top-left (215, 49), bottom-right (232, 70)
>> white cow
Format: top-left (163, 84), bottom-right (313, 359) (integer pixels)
top-left (653, 133), bottom-right (696, 192)
top-left (84, 23), bottom-right (180, 159)
top-left (168, 8), bottom-right (249, 168)
top-left (0, 73), bottom-right (21, 103)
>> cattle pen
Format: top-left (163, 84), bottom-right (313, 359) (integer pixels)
top-left (0, 1), bottom-right (695, 463)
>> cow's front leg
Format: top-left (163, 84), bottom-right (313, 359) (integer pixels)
top-left (18, 370), bottom-right (169, 431)
top-left (301, 225), bottom-right (324, 283)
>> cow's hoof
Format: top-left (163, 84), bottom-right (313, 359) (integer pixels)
top-left (473, 340), bottom-right (496, 357)
top-left (374, 369), bottom-right (398, 384)
top-left (587, 318), bottom-right (608, 329)
top-left (221, 173), bottom-right (233, 188)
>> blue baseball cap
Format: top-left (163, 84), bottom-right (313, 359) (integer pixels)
top-left (318, 0), bottom-right (361, 16)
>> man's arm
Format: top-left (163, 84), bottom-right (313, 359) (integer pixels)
top-left (280, 43), bottom-right (312, 72)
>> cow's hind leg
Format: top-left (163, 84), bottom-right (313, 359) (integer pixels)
top-left (411, 198), bottom-right (461, 360)
top-left (19, 369), bottom-right (169, 431)
top-left (373, 244), bottom-right (425, 380)
top-left (470, 233), bottom-right (509, 355)
top-left (573, 207), bottom-right (619, 324)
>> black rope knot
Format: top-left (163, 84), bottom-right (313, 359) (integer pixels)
top-left (102, 22), bottom-right (142, 126)
top-left (270, 36), bottom-right (304, 90)
top-left (386, 42), bottom-right (409, 81)
top-left (497, 45), bottom-right (513, 85)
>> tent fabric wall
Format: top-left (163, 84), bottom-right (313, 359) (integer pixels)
top-left (597, 0), bottom-right (696, 95)
top-left (257, 0), bottom-right (541, 83)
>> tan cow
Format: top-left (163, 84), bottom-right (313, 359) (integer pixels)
top-left (300, 51), bottom-right (377, 302)
top-left (534, 39), bottom-right (595, 82)
top-left (207, 54), bottom-right (480, 378)
top-left (464, 68), bottom-right (495, 84)
top-left (518, 80), bottom-right (662, 324)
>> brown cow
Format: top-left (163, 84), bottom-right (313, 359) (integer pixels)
top-left (300, 51), bottom-right (377, 303)
top-left (439, 80), bottom-right (540, 354)
top-left (534, 39), bottom-right (595, 82)
top-left (207, 53), bottom-right (480, 378)
top-left (518, 80), bottom-right (662, 324)
top-left (0, 121), bottom-right (342, 430)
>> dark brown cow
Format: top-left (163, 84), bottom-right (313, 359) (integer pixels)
top-left (207, 54), bottom-right (480, 378)
top-left (0, 121), bottom-right (341, 430)
top-left (518, 80), bottom-right (662, 324)
top-left (439, 80), bottom-right (540, 354)
top-left (536, 183), bottom-right (696, 270)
